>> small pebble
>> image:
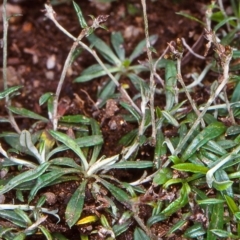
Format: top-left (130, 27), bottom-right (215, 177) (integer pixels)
top-left (43, 192), bottom-right (57, 205)
top-left (45, 71), bottom-right (54, 80)
top-left (0, 194), bottom-right (5, 204)
top-left (0, 168), bottom-right (8, 179)
top-left (46, 54), bottom-right (56, 70)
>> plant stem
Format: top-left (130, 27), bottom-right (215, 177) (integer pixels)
top-left (2, 0), bottom-right (21, 133)
top-left (141, 0), bottom-right (156, 144)
top-left (176, 55), bottom-right (205, 128)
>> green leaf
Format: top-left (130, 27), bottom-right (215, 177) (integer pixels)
top-left (120, 102), bottom-right (141, 122)
top-left (226, 125), bottom-right (240, 135)
top-left (210, 229), bottom-right (230, 238)
top-left (213, 179), bottom-right (233, 191)
top-left (73, 1), bottom-right (87, 28)
top-left (182, 122), bottom-right (226, 161)
top-left (161, 110), bottom-right (179, 127)
top-left (89, 119), bottom-right (103, 165)
top-left (207, 197), bottom-right (224, 240)
top-left (97, 79), bottom-right (117, 108)
top-left (128, 73), bottom-right (149, 92)
top-left (0, 85), bottom-right (22, 99)
top-left (8, 106), bottom-right (48, 122)
top-left (161, 183), bottom-right (190, 216)
top-left (225, 195), bottom-right (238, 214)
top-left (129, 35), bottom-right (158, 62)
top-left (146, 214), bottom-right (167, 227)
top-left (111, 32), bottom-right (125, 61)
top-left (163, 178), bottom-right (183, 188)
top-left (113, 221), bottom-right (132, 236)
top-left (49, 130), bottom-right (88, 171)
top-left (20, 130), bottom-right (44, 164)
top-left (167, 218), bottom-right (188, 235)
top-left (133, 227), bottom-right (150, 240)
top-left (176, 11), bottom-right (205, 25)
top-left (119, 129), bottom-right (138, 146)
top-left (13, 233), bottom-right (26, 240)
top-left (51, 233), bottom-right (69, 240)
top-left (110, 161), bottom-right (153, 169)
top-left (74, 64), bottom-right (118, 82)
top-left (66, 179), bottom-right (87, 228)
top-left (46, 135), bottom-right (103, 160)
top-left (165, 60), bottom-right (177, 111)
top-left (29, 168), bottom-right (79, 202)
top-left (0, 210), bottom-right (27, 228)
top-left (197, 198), bottom-right (225, 205)
top-left (213, 16), bottom-right (238, 32)
top-left (50, 157), bottom-right (82, 170)
top-left (153, 168), bottom-right (173, 186)
top-left (39, 92), bottom-right (53, 106)
top-left (100, 179), bottom-right (129, 202)
top-left (172, 163), bottom-right (208, 174)
top-left (88, 34), bottom-right (121, 65)
top-left (60, 115), bottom-right (90, 124)
top-left (39, 226), bottom-right (53, 240)
top-left (184, 223), bottom-right (206, 238)
top-left (154, 129), bottom-right (167, 168)
top-left (14, 208), bottom-right (32, 225)
top-left (0, 162), bottom-right (50, 195)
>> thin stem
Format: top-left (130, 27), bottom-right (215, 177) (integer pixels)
top-left (176, 56), bottom-right (205, 128)
top-left (141, 0), bottom-right (156, 144)
top-left (2, 0), bottom-right (21, 133)
top-left (223, 87), bottom-right (236, 125)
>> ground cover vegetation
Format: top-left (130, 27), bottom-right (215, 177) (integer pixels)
top-left (0, 0), bottom-right (240, 239)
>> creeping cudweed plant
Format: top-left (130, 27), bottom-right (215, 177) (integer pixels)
top-left (1, 0), bottom-right (240, 239)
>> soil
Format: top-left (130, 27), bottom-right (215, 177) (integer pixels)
top-left (0, 0), bottom-right (213, 239)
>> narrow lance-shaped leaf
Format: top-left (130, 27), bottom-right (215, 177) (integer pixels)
top-left (109, 161), bottom-right (153, 169)
top-left (0, 210), bottom-right (27, 228)
top-left (111, 31), bottom-right (125, 61)
top-left (8, 106), bottom-right (49, 122)
top-left (172, 163), bottom-right (208, 174)
top-left (89, 119), bottom-right (102, 166)
top-left (133, 227), bottom-right (150, 240)
top-left (39, 226), bottom-right (52, 240)
top-left (73, 1), bottom-right (87, 28)
top-left (207, 195), bottom-right (224, 240)
top-left (49, 130), bottom-right (88, 171)
top-left (129, 35), bottom-right (158, 62)
top-left (39, 92), bottom-right (53, 106)
top-left (161, 110), bottom-right (179, 127)
top-left (65, 179), bottom-right (87, 228)
top-left (206, 144), bottom-right (240, 187)
top-left (20, 130), bottom-right (44, 164)
top-left (29, 168), bottom-right (80, 203)
top-left (0, 85), bottom-right (22, 99)
top-left (100, 178), bottom-right (129, 202)
top-left (87, 34), bottom-right (121, 65)
top-left (165, 60), bottom-right (177, 111)
top-left (74, 64), bottom-right (118, 82)
top-left (0, 162), bottom-right (50, 195)
top-left (182, 122), bottom-right (226, 161)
